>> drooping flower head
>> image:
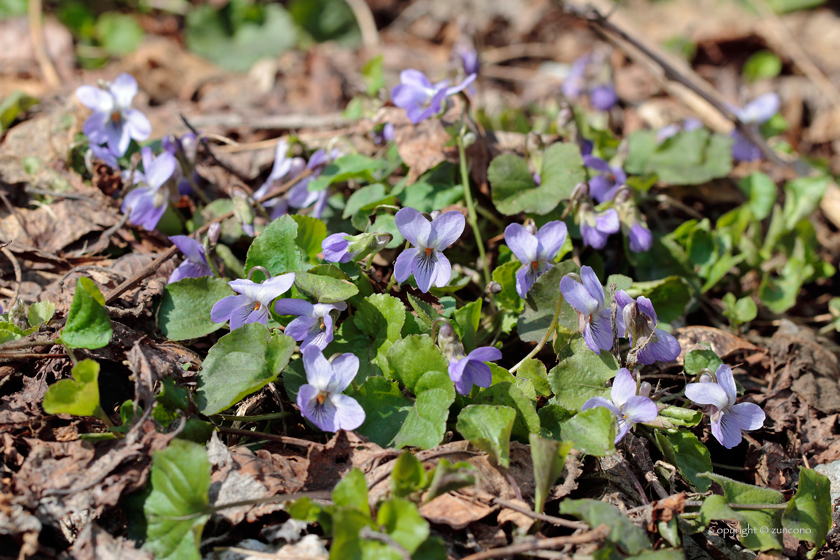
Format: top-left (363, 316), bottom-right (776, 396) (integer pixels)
top-left (167, 236), bottom-right (212, 284)
top-left (372, 122), bottom-right (395, 146)
top-left (729, 93), bottom-right (780, 162)
top-left (322, 232), bottom-right (392, 264)
top-left (391, 69), bottom-right (477, 124)
top-left (582, 368), bottom-right (658, 443)
top-left (394, 208), bottom-right (465, 293)
top-left (685, 364), bottom-right (765, 449)
top-left (253, 140), bottom-right (306, 220)
top-left (505, 221), bottom-right (568, 299)
top-left (76, 73), bottom-right (151, 157)
top-left (612, 188), bottom-right (652, 253)
top-left (562, 53), bottom-right (617, 111)
top-left (560, 266), bottom-right (613, 354)
top-left (583, 155), bottom-right (626, 203)
top-left (162, 132), bottom-right (201, 196)
top-left (449, 346), bottom-right (502, 396)
top-left (615, 291), bottom-right (681, 365)
top-left (286, 148), bottom-right (341, 219)
top-left (297, 346), bottom-right (365, 432)
top-left (210, 273), bottom-right (295, 330)
top-left (578, 203), bottom-right (620, 250)
top-left (121, 147), bottom-right (176, 231)
top-left (454, 42), bottom-right (479, 76)
top-left (274, 299), bottom-right (346, 351)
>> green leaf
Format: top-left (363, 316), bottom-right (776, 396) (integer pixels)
top-left (361, 55), bottom-right (385, 95)
top-left (196, 323), bottom-right (295, 415)
top-left (518, 261), bottom-right (580, 343)
top-left (783, 468), bottom-right (832, 557)
top-left (353, 294), bottom-right (405, 375)
top-left (377, 498), bottom-right (430, 554)
top-left (307, 154), bottom-right (386, 192)
top-left (391, 451), bottom-right (428, 499)
top-left (560, 407), bottom-right (616, 456)
top-left (626, 276), bottom-right (692, 324)
top-left (158, 276), bottom-right (234, 341)
top-left (330, 508), bottom-right (375, 560)
top-left (474, 382), bottom-right (540, 441)
top-left (393, 371), bottom-right (455, 450)
top-left (343, 183), bottom-right (392, 219)
top-left (293, 272), bottom-right (358, 303)
top-left (58, 277), bottom-right (112, 349)
top-left (95, 13), bottom-right (144, 55)
top-left (387, 335), bottom-right (448, 393)
top-left (42, 359), bottom-right (102, 418)
top-left (291, 214), bottom-right (327, 260)
top-left (700, 252), bottom-right (746, 294)
top-left (0, 91), bottom-right (38, 132)
top-left (395, 163), bottom-right (463, 214)
top-left (351, 377), bottom-right (413, 447)
top-left (489, 143), bottom-right (585, 215)
top-left (492, 261), bottom-right (524, 313)
top-left (765, 0), bottom-right (825, 14)
top-left (658, 406), bottom-right (703, 427)
top-left (698, 473), bottom-right (784, 552)
top-left (743, 51), bottom-right (782, 82)
top-left (27, 300), bottom-right (55, 327)
top-left (538, 404), bottom-right (575, 440)
top-left (456, 405), bottom-right (516, 467)
top-left (144, 440), bottom-right (211, 560)
top-left (549, 338), bottom-right (619, 411)
top-left (326, 320), bottom-right (382, 386)
top-left (783, 176), bottom-right (829, 231)
top-left (559, 499), bottom-right (651, 555)
top-left (530, 434), bottom-right (573, 514)
top-left (625, 129), bottom-right (732, 185)
top-left (452, 299), bottom-right (482, 353)
top-left (683, 347), bottom-right (723, 377)
top-left (517, 359), bottom-right (551, 397)
top-left (424, 459), bottom-right (476, 502)
top-left (185, 1), bottom-right (297, 72)
top-left (244, 215), bottom-right (304, 282)
top-left (654, 430), bottom-right (712, 491)
top-left (332, 468), bottom-right (370, 517)
top-left (738, 172), bottom-right (776, 221)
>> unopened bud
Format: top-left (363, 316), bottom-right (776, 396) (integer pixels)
top-left (524, 222), bottom-right (537, 236)
top-left (639, 381), bottom-right (652, 398)
top-left (570, 182), bottom-right (589, 201)
top-left (462, 132), bottom-right (476, 147)
top-left (486, 281), bottom-right (502, 294)
top-left (437, 322), bottom-right (465, 362)
top-left (207, 222), bottom-right (221, 245)
top-left (232, 195), bottom-right (255, 229)
top-left (698, 373), bottom-right (713, 384)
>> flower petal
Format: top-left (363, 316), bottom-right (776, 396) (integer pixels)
top-left (211, 295), bottom-right (248, 323)
top-left (428, 211), bottom-right (465, 251)
top-left (637, 329), bottom-right (681, 365)
top-left (284, 316), bottom-right (319, 342)
top-left (535, 221), bottom-right (567, 262)
top-left (610, 368), bottom-right (637, 409)
top-left (739, 93), bottom-right (780, 124)
top-left (123, 108), bottom-right (151, 142)
top-left (588, 175), bottom-right (615, 204)
top-left (445, 73), bottom-right (477, 96)
top-left (412, 250), bottom-right (436, 293)
top-left (231, 273), bottom-right (295, 307)
top-left (168, 260), bottom-right (211, 284)
top-left (636, 296), bottom-right (658, 324)
top-left (581, 396), bottom-right (621, 417)
top-left (245, 307), bottom-right (269, 326)
top-left (322, 232), bottom-right (351, 263)
top-left (273, 298), bottom-right (315, 318)
top-left (715, 364), bottom-right (738, 407)
top-left (302, 346), bottom-right (334, 391)
top-left (595, 209), bottom-right (620, 234)
top-left (504, 223), bottom-right (538, 265)
top-left (685, 382), bottom-right (730, 410)
top-left (728, 402), bottom-right (765, 431)
top-left (169, 235), bottom-right (204, 263)
top-left (515, 266), bottom-right (534, 300)
top-left (331, 394), bottom-right (366, 431)
top-left (400, 69), bottom-right (434, 90)
top-left (395, 207), bottom-right (431, 247)
top-left (622, 395), bottom-right (659, 424)
top-left (105, 120), bottom-right (129, 157)
top-left (467, 346), bottom-right (502, 362)
top-left (298, 384), bottom-right (337, 432)
top-left (76, 85), bottom-right (114, 112)
top-left (560, 276), bottom-right (599, 316)
top-left (714, 410), bottom-right (744, 449)
top-left (628, 223), bottom-right (653, 253)
top-left (433, 252), bottom-right (452, 288)
top-left (394, 248), bottom-right (418, 283)
top-left (329, 353), bottom-right (360, 393)
top-left (583, 155), bottom-right (611, 172)
top-left (82, 112), bottom-right (110, 145)
top-left (580, 266), bottom-right (605, 310)
top-left (585, 308), bottom-right (614, 353)
top-left (457, 361), bottom-right (492, 395)
top-left (109, 73), bottom-right (138, 109)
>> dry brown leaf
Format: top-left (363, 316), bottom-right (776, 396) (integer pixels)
top-left (673, 326), bottom-right (760, 364)
top-left (378, 106), bottom-right (460, 184)
top-left (419, 491), bottom-right (496, 530)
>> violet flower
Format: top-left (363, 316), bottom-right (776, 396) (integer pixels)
top-left (582, 368), bottom-right (658, 443)
top-left (75, 73), bottom-right (151, 157)
top-left (505, 221), bottom-right (568, 299)
top-left (297, 346), bottom-right (365, 432)
top-left (391, 69), bottom-right (477, 124)
top-left (253, 140), bottom-right (306, 220)
top-left (589, 84), bottom-right (618, 111)
top-left (167, 235), bottom-right (212, 284)
top-left (394, 208), bottom-right (465, 293)
top-left (448, 346), bottom-right (502, 396)
top-left (613, 189), bottom-right (653, 253)
top-left (730, 93), bottom-right (780, 162)
top-left (372, 123), bottom-right (395, 145)
top-left (89, 143), bottom-right (119, 170)
top-left (210, 273), bottom-right (295, 330)
top-left (615, 291), bottom-right (681, 365)
top-left (273, 299), bottom-right (347, 351)
top-left (121, 147), bottom-right (176, 231)
top-left (322, 233), bottom-right (354, 264)
top-left (286, 148), bottom-right (341, 219)
top-left (454, 42), bottom-right (479, 76)
top-left (163, 132), bottom-right (201, 196)
top-left (579, 204), bottom-right (620, 249)
top-left (583, 156), bottom-right (626, 203)
top-left (627, 222), bottom-right (653, 253)
top-left (560, 266), bottom-right (613, 354)
top-left (562, 53), bottom-right (617, 111)
top-left (685, 364), bottom-right (765, 449)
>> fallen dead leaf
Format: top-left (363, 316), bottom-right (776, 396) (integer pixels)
top-left (673, 326), bottom-right (761, 364)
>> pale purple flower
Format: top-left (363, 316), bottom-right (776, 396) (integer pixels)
top-left (560, 266), bottom-right (613, 354)
top-left (167, 236), bottom-right (212, 284)
top-left (89, 143), bottom-right (119, 170)
top-left (582, 368), bottom-right (658, 443)
top-left (532, 172), bottom-right (541, 186)
top-left (583, 156), bottom-right (626, 203)
top-left (322, 232), bottom-right (354, 263)
top-left (273, 299), bottom-right (347, 350)
top-left (505, 221), bottom-right (568, 299)
top-left (448, 346), bottom-right (502, 396)
top-left (121, 147), bottom-right (176, 231)
top-left (394, 208), bottom-right (465, 293)
top-left (590, 84), bottom-right (617, 111)
top-left (454, 42), bottom-right (479, 76)
top-left (287, 148), bottom-right (340, 219)
top-left (579, 205), bottom-right (620, 249)
top-left (657, 118), bottom-right (703, 144)
top-left (75, 73), bottom-right (151, 157)
top-left (372, 123), bottom-right (395, 145)
top-left (297, 346), bottom-right (365, 432)
top-left (615, 291), bottom-right (681, 365)
top-left (562, 54), bottom-right (591, 99)
top-left (390, 69), bottom-right (477, 124)
top-left (628, 222), bottom-right (653, 253)
top-left (210, 273), bottom-right (295, 330)
top-left (685, 364), bottom-right (765, 449)
top-left (163, 132), bottom-right (201, 196)
top-left (730, 93), bottom-right (780, 162)
top-left (253, 140), bottom-right (306, 220)
top-left (562, 54), bottom-right (617, 110)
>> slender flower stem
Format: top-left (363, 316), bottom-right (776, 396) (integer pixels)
top-left (202, 238), bottom-right (222, 279)
top-left (385, 241), bottom-right (409, 292)
top-left (457, 134), bottom-right (491, 287)
top-left (510, 293), bottom-right (565, 374)
top-left (213, 410), bottom-right (295, 423)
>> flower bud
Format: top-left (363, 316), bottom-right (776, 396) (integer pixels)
top-left (207, 222), bottom-right (221, 245)
top-left (232, 195), bottom-right (255, 231)
top-left (570, 182), bottom-right (589, 201)
top-left (462, 132), bottom-right (476, 148)
top-left (486, 281), bottom-right (502, 294)
top-left (639, 381), bottom-right (652, 398)
top-left (437, 322), bottom-right (465, 362)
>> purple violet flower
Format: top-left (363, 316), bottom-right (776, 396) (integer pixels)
top-left (163, 132), bottom-right (201, 196)
top-left (390, 69), bottom-right (477, 124)
top-left (562, 54), bottom-right (591, 99)
top-left (685, 364), bottom-right (765, 449)
top-left (560, 266), bottom-right (613, 354)
top-left (583, 155), bottom-right (626, 203)
top-left (589, 84), bottom-right (618, 111)
top-left (322, 232), bottom-right (354, 263)
top-left (89, 143), bottom-right (119, 170)
top-left (454, 42), bottom-right (480, 76)
top-left (448, 346), bottom-right (502, 396)
top-left (121, 147), bottom-right (176, 231)
top-left (730, 93), bottom-right (780, 162)
top-left (581, 368), bottom-right (658, 443)
top-left (627, 222), bottom-right (653, 253)
top-left (253, 140), bottom-right (307, 220)
top-left (615, 291), bottom-right (681, 365)
top-left (373, 123), bottom-right (395, 145)
top-left (505, 221), bottom-right (568, 299)
top-left (286, 148), bottom-right (340, 219)
top-left (210, 273), bottom-right (295, 330)
top-left (167, 236), bottom-right (212, 284)
top-left (394, 208), bottom-right (465, 293)
top-left (75, 73), bottom-right (151, 157)
top-left (562, 54), bottom-right (617, 110)
top-left (297, 346), bottom-right (365, 432)
top-left (273, 299), bottom-right (347, 351)
top-left (579, 205), bottom-right (620, 249)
